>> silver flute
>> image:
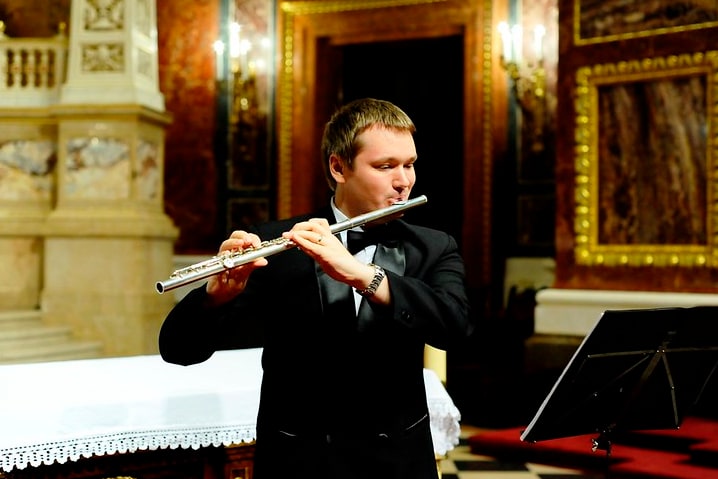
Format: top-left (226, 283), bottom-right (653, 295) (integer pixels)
top-left (155, 195), bottom-right (428, 294)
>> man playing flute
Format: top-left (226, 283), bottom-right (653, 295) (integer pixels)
top-left (158, 97), bottom-right (473, 479)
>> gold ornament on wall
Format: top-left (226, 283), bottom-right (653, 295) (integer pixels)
top-left (498, 21), bottom-right (547, 155)
top-left (573, 51), bottom-right (718, 268)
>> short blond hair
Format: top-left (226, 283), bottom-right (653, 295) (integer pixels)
top-left (320, 98), bottom-right (415, 191)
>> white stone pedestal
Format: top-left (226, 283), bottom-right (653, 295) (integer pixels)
top-left (41, 105), bottom-right (177, 357)
top-left (535, 288), bottom-right (718, 337)
top-left (527, 288), bottom-right (718, 374)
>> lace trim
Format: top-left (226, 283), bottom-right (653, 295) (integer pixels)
top-left (427, 398), bottom-right (461, 455)
top-left (2, 424), bottom-right (257, 472)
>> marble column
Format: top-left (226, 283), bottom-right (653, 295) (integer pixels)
top-left (42, 105), bottom-right (177, 356)
top-left (40, 0), bottom-right (178, 357)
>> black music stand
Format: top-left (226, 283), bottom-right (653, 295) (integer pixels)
top-left (520, 306), bottom-right (718, 455)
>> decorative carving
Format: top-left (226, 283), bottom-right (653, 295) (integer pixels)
top-left (574, 51), bottom-right (718, 267)
top-left (81, 42), bottom-right (124, 72)
top-left (84, 0), bottom-right (125, 31)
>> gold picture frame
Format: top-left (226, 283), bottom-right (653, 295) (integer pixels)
top-left (574, 51), bottom-right (718, 267)
top-left (574, 0), bottom-right (718, 45)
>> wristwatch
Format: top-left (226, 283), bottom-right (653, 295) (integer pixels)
top-left (357, 263), bottom-right (385, 297)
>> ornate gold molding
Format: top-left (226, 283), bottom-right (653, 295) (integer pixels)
top-left (573, 0), bottom-right (718, 46)
top-left (282, 0), bottom-right (445, 15)
top-left (574, 51), bottom-right (718, 267)
top-left (479, 0), bottom-right (494, 259)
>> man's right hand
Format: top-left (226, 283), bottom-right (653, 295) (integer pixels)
top-left (205, 231), bottom-right (268, 305)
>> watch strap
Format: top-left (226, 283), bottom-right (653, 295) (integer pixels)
top-left (356, 263), bottom-right (385, 297)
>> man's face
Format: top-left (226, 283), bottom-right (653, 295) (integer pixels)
top-left (333, 125), bottom-right (417, 217)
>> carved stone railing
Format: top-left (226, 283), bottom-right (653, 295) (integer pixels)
top-left (0, 21), bottom-right (68, 107)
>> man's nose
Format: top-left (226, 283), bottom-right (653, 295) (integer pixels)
top-left (393, 168), bottom-right (412, 188)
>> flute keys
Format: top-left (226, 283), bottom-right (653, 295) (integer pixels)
top-left (155, 196), bottom-right (427, 294)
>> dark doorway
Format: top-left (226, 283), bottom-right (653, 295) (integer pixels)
top-left (336, 35), bottom-right (505, 428)
top-left (340, 36), bottom-right (464, 246)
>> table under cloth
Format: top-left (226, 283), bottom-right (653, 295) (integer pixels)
top-left (0, 348), bottom-right (461, 472)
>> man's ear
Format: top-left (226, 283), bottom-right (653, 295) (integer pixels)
top-left (329, 155), bottom-right (346, 184)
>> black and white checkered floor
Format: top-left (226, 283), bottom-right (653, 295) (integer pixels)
top-left (441, 426), bottom-right (602, 479)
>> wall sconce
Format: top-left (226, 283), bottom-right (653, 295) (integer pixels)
top-left (228, 22), bottom-right (254, 79)
top-left (214, 22), bottom-right (254, 81)
top-left (498, 21), bottom-right (546, 154)
top-left (213, 20), bottom-right (272, 190)
top-left (212, 22), bottom-right (258, 127)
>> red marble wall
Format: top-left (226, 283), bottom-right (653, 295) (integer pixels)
top-left (157, 0), bottom-right (222, 254)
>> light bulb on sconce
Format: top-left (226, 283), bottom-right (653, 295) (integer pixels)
top-left (214, 22), bottom-right (256, 82)
top-left (212, 20), bottom-right (263, 148)
top-left (533, 24), bottom-right (545, 63)
top-left (498, 21), bottom-right (547, 154)
top-left (228, 22), bottom-right (254, 79)
top-left (213, 40), bottom-right (226, 81)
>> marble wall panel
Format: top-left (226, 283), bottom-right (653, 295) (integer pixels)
top-left (0, 139), bottom-right (55, 201)
top-left (136, 139), bottom-right (160, 201)
top-left (597, 76), bottom-right (707, 246)
top-left (64, 137), bottom-right (130, 199)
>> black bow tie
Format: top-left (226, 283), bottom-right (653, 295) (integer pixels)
top-left (346, 226), bottom-right (398, 255)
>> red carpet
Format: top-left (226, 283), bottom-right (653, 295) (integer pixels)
top-left (468, 416), bottom-right (718, 479)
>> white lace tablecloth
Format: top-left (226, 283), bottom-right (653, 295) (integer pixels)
top-left (0, 348), bottom-right (460, 472)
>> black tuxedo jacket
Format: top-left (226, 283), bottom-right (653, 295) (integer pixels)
top-left (159, 207), bottom-right (472, 479)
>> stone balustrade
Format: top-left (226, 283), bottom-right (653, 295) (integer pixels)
top-left (0, 21), bottom-right (68, 107)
